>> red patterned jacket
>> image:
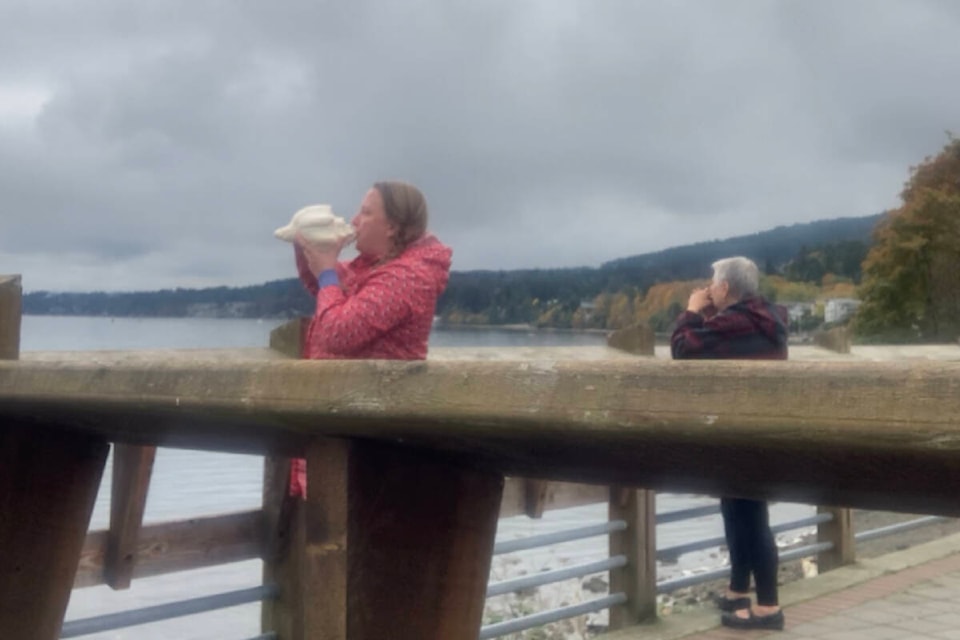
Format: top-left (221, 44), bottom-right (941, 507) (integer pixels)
top-left (288, 234), bottom-right (451, 497)
top-left (296, 234), bottom-right (452, 360)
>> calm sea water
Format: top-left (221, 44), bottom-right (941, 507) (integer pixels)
top-left (20, 316), bottom-right (811, 639)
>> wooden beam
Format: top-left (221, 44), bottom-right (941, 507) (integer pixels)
top-left (0, 427), bottom-right (108, 640)
top-left (71, 479), bottom-right (608, 588)
top-left (500, 479), bottom-right (607, 518)
top-left (4, 358), bottom-right (960, 513)
top-left (76, 510), bottom-right (263, 588)
top-left (104, 444), bottom-right (156, 589)
top-left (0, 274), bottom-right (21, 361)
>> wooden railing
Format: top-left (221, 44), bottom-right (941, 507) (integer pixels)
top-left (4, 274), bottom-right (960, 640)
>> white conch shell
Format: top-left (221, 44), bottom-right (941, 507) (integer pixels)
top-left (274, 204), bottom-right (356, 246)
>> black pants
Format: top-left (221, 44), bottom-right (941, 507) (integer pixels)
top-left (721, 497), bottom-right (779, 606)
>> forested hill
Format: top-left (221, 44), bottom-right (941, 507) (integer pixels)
top-left (601, 214), bottom-right (882, 280)
top-left (23, 213), bottom-right (883, 322)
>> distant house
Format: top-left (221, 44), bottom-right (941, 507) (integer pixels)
top-left (578, 300), bottom-right (597, 323)
top-left (782, 301), bottom-right (816, 324)
top-left (824, 298), bottom-right (861, 324)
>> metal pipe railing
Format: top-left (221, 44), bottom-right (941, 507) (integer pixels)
top-left (479, 593), bottom-right (627, 639)
top-left (493, 520), bottom-right (627, 555)
top-left (654, 541), bottom-right (834, 594)
top-left (856, 516), bottom-right (948, 542)
top-left (60, 585), bottom-right (278, 638)
top-left (59, 501), bottom-right (953, 639)
top-left (657, 512), bottom-right (833, 560)
top-left (486, 555), bottom-right (627, 597)
top-left (656, 503), bottom-right (720, 524)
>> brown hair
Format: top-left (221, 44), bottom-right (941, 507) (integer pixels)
top-left (373, 180), bottom-right (428, 258)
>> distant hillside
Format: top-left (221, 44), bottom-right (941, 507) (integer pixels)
top-left (23, 213), bottom-right (884, 322)
top-left (601, 214), bottom-right (883, 281)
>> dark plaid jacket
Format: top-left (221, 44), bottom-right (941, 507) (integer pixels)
top-left (670, 296), bottom-right (789, 360)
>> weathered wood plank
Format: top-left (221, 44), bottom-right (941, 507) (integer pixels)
top-left (3, 358), bottom-right (960, 513)
top-left (268, 317), bottom-right (308, 359)
top-left (0, 274), bottom-right (21, 361)
top-left (609, 488), bottom-right (657, 628)
top-left (266, 440), bottom-right (503, 639)
top-left (75, 510), bottom-right (263, 588)
top-left (500, 479), bottom-right (608, 518)
top-left (71, 479), bottom-right (609, 587)
top-left (817, 506), bottom-right (855, 572)
top-left (523, 478), bottom-right (550, 518)
top-left (344, 441), bottom-right (503, 639)
top-left (302, 438), bottom-right (350, 639)
top-left (105, 444), bottom-right (156, 589)
top-left (260, 456), bottom-right (295, 636)
top-left (0, 427), bottom-right (108, 639)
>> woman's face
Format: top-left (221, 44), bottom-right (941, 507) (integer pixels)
top-left (708, 277), bottom-right (732, 310)
top-left (352, 188), bottom-right (397, 257)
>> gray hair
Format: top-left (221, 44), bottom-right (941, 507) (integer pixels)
top-left (711, 256), bottom-right (759, 299)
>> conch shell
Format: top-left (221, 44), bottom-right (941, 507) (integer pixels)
top-left (274, 204), bottom-right (356, 246)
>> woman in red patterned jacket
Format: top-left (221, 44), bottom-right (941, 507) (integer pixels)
top-left (288, 180), bottom-right (452, 495)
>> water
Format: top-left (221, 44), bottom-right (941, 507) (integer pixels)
top-left (19, 316), bottom-right (813, 638)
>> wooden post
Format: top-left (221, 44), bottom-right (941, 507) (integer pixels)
top-left (0, 427), bottom-right (109, 639)
top-left (104, 444), bottom-right (157, 589)
top-left (524, 478), bottom-right (549, 518)
top-left (269, 317), bottom-right (309, 359)
top-left (606, 324), bottom-right (655, 356)
top-left (262, 316), bottom-right (304, 636)
top-left (0, 275), bottom-right (22, 360)
top-left (609, 487), bottom-right (657, 628)
top-left (301, 438), bottom-right (350, 638)
top-left (265, 439), bottom-right (504, 640)
top-left (261, 457), bottom-right (302, 639)
top-left (0, 276), bottom-right (110, 638)
top-left (817, 506), bottom-right (855, 572)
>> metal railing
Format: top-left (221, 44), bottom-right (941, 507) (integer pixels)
top-left (476, 502), bottom-right (950, 639)
top-left (60, 586), bottom-right (277, 638)
top-left (59, 499), bottom-right (953, 639)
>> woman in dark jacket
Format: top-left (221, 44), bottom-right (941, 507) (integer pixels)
top-left (671, 256), bottom-right (788, 631)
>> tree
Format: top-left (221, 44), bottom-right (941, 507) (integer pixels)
top-left (855, 135), bottom-right (960, 342)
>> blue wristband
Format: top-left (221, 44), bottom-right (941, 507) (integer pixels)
top-left (317, 269), bottom-right (340, 289)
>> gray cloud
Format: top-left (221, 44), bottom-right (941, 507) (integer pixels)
top-left (1, 0), bottom-right (958, 291)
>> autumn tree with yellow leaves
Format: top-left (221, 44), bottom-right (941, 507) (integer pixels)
top-left (855, 135), bottom-right (960, 342)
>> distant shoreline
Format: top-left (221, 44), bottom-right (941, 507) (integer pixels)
top-left (433, 322), bottom-right (609, 336)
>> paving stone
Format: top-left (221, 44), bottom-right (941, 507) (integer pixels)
top-left (889, 616), bottom-right (955, 634)
top-left (843, 605), bottom-right (911, 624)
top-left (805, 614), bottom-right (872, 630)
top-left (670, 550), bottom-right (960, 640)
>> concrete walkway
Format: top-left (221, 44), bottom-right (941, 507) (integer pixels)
top-left (607, 532), bottom-right (960, 640)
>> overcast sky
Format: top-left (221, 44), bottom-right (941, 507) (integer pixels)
top-left (1, 1), bottom-right (958, 293)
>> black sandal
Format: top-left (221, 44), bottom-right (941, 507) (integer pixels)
top-left (715, 595), bottom-right (751, 612)
top-left (721, 609), bottom-right (785, 631)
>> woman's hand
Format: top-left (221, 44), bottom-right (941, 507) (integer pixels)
top-left (295, 233), bottom-right (346, 277)
top-left (687, 287), bottom-right (712, 313)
